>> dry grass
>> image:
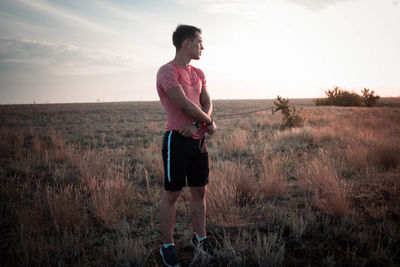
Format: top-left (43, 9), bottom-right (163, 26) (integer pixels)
top-left (207, 161), bottom-right (243, 223)
top-left (255, 230), bottom-right (285, 267)
top-left (373, 141), bottom-right (400, 170)
top-left (300, 153), bottom-right (352, 217)
top-left (221, 128), bottom-right (249, 155)
top-left (87, 174), bottom-right (137, 229)
top-left (258, 158), bottom-right (287, 201)
top-left (45, 184), bottom-right (89, 233)
top-left (1, 99), bottom-right (399, 266)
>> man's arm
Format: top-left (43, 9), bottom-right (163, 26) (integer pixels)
top-left (199, 87), bottom-right (217, 135)
top-left (200, 87), bottom-right (213, 116)
top-left (166, 86), bottom-right (212, 124)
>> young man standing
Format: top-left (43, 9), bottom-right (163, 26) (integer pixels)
top-left (156, 24), bottom-right (217, 267)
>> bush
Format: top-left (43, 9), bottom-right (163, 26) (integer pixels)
top-left (361, 88), bottom-right (380, 107)
top-left (315, 86), bottom-right (380, 107)
top-left (272, 95), bottom-right (307, 128)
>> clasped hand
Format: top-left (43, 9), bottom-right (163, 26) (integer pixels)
top-left (206, 121), bottom-right (217, 135)
top-left (178, 124), bottom-right (198, 137)
top-left (178, 121), bottom-right (217, 137)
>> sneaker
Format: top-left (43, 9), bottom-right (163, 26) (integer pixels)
top-left (160, 245), bottom-right (181, 267)
top-left (190, 235), bottom-right (215, 257)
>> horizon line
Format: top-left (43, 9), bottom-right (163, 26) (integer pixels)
top-left (1, 96), bottom-right (400, 106)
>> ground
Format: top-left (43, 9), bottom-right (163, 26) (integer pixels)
top-left (0, 98), bottom-right (399, 266)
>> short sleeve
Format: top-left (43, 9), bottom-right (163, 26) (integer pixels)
top-left (196, 68), bottom-right (207, 89)
top-left (157, 64), bottom-right (181, 92)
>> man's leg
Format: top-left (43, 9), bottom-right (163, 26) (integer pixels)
top-left (160, 190), bottom-right (181, 243)
top-left (190, 186), bottom-right (206, 237)
top-left (189, 186), bottom-right (215, 256)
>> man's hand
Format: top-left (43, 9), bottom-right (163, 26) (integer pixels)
top-left (179, 124), bottom-right (198, 137)
top-left (206, 121), bottom-right (217, 135)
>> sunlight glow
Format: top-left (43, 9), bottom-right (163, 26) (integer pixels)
top-left (0, 0), bottom-right (399, 103)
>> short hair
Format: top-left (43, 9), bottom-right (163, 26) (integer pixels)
top-left (172, 24), bottom-right (201, 50)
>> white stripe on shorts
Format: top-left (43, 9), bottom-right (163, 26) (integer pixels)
top-left (167, 130), bottom-right (173, 183)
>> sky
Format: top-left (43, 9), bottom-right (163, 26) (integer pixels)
top-left (0, 0), bottom-right (399, 104)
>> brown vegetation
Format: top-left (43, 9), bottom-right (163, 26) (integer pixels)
top-left (0, 98), bottom-right (399, 266)
top-left (315, 86), bottom-right (380, 107)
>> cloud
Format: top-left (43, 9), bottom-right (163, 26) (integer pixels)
top-left (176, 0), bottom-right (257, 4)
top-left (286, 0), bottom-right (353, 11)
top-left (93, 0), bottom-right (157, 25)
top-left (287, 0), bottom-right (400, 11)
top-left (15, 0), bottom-right (113, 34)
top-left (175, 0), bottom-right (262, 12)
top-left (174, 0), bottom-right (270, 21)
top-left (0, 37), bottom-right (143, 75)
top-left (177, 0), bottom-right (397, 13)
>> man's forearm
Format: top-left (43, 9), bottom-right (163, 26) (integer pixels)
top-left (199, 87), bottom-right (213, 118)
top-left (165, 86), bottom-right (212, 124)
top-left (181, 99), bottom-right (212, 124)
top-left (201, 101), bottom-right (212, 117)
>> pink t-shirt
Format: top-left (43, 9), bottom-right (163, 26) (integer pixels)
top-left (157, 61), bottom-right (207, 139)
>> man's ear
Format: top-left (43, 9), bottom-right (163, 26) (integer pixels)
top-left (183, 39), bottom-right (190, 49)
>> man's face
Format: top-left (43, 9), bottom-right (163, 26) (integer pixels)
top-left (187, 32), bottom-right (204, 60)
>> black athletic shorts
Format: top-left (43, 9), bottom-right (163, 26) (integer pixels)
top-left (162, 130), bottom-right (209, 191)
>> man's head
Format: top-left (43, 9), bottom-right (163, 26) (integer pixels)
top-left (173, 25), bottom-right (203, 60)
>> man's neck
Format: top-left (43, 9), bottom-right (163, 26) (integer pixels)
top-left (173, 53), bottom-right (191, 67)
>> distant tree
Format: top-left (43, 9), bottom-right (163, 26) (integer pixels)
top-left (314, 86), bottom-right (380, 107)
top-left (272, 95), bottom-right (307, 128)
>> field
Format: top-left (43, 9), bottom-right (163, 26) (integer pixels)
top-left (1, 98), bottom-right (399, 266)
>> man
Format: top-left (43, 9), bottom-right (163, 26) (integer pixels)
top-left (156, 24), bottom-right (217, 267)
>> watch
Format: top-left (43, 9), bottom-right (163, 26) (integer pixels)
top-left (192, 121), bottom-right (202, 129)
top-left (206, 117), bottom-right (213, 126)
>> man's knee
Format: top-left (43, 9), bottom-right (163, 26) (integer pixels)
top-left (190, 186), bottom-right (206, 200)
top-left (162, 190), bottom-right (181, 204)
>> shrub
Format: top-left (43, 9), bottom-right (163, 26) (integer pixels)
top-left (272, 95), bottom-right (307, 128)
top-left (315, 86), bottom-right (380, 107)
top-left (361, 88), bottom-right (380, 107)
